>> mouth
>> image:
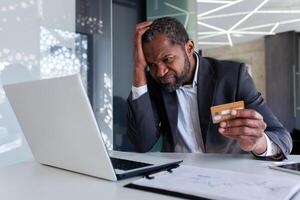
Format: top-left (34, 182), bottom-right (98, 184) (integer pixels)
top-left (160, 75), bottom-right (176, 85)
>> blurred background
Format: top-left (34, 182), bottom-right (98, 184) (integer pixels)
top-left (0, 0), bottom-right (299, 166)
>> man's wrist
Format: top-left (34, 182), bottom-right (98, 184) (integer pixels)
top-left (252, 134), bottom-right (267, 155)
top-left (133, 68), bottom-right (147, 87)
top-left (253, 133), bottom-right (282, 157)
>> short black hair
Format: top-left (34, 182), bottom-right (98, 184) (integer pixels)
top-left (142, 17), bottom-right (189, 47)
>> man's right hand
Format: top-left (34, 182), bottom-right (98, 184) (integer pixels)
top-left (133, 21), bottom-right (152, 87)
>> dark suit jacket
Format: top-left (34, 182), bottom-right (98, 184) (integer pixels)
top-left (127, 52), bottom-right (292, 160)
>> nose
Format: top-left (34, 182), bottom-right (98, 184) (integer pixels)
top-left (156, 63), bottom-right (168, 78)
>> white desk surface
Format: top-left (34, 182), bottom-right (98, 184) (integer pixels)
top-left (2, 153), bottom-right (300, 200)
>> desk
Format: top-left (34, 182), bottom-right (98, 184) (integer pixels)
top-left (1, 153), bottom-right (300, 200)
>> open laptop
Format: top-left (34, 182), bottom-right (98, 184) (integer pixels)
top-left (3, 74), bottom-right (182, 181)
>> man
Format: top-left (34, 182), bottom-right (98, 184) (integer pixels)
top-left (127, 17), bottom-right (292, 161)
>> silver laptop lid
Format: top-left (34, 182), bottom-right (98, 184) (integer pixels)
top-left (4, 74), bottom-right (117, 181)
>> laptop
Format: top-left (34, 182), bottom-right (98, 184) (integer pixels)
top-left (3, 74), bottom-right (182, 181)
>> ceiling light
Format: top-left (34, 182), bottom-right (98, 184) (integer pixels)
top-left (197, 0), bottom-right (300, 47)
top-left (229, 0), bottom-right (269, 31)
top-left (197, 0), bottom-right (244, 18)
top-left (198, 41), bottom-right (230, 45)
top-left (196, 0), bottom-right (234, 3)
top-left (232, 33), bottom-right (243, 37)
top-left (227, 32), bottom-right (233, 46)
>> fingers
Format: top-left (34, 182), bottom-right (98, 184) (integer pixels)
top-left (219, 126), bottom-right (264, 138)
top-left (135, 21), bottom-right (152, 30)
top-left (231, 109), bottom-right (263, 120)
top-left (217, 109), bottom-right (267, 152)
top-left (218, 116), bottom-right (266, 152)
top-left (220, 131), bottom-right (258, 151)
top-left (134, 21), bottom-right (153, 49)
top-left (218, 109), bottom-right (266, 139)
top-left (220, 118), bottom-right (267, 130)
top-left (219, 109), bottom-right (267, 136)
top-left (239, 135), bottom-right (257, 141)
top-left (135, 27), bottom-right (150, 40)
top-left (133, 21), bottom-right (152, 69)
top-left (134, 21), bottom-right (152, 51)
top-left (135, 21), bottom-right (152, 39)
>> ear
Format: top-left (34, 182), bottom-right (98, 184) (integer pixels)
top-left (185, 40), bottom-right (194, 57)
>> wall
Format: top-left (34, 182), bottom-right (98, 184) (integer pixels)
top-left (112, 0), bottom-right (145, 151)
top-left (202, 39), bottom-right (266, 100)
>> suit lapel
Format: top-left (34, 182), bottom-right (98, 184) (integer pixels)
top-left (197, 56), bottom-right (217, 150)
top-left (161, 90), bottom-right (178, 148)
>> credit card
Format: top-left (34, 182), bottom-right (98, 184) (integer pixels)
top-left (210, 101), bottom-right (244, 124)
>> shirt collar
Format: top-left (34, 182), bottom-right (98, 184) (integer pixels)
top-left (192, 51), bottom-right (199, 88)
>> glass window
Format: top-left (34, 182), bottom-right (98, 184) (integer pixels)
top-left (0, 0), bottom-right (112, 166)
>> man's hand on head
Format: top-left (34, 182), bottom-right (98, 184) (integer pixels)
top-left (133, 21), bottom-right (152, 87)
top-left (218, 109), bottom-right (267, 154)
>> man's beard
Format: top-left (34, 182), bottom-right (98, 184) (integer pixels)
top-left (160, 52), bottom-right (190, 92)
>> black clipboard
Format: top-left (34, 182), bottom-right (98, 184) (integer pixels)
top-left (125, 183), bottom-right (211, 200)
top-left (124, 167), bottom-right (212, 200)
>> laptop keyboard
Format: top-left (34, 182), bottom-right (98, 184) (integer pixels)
top-left (110, 157), bottom-right (153, 171)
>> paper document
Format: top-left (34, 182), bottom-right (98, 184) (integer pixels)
top-left (128, 165), bottom-right (300, 200)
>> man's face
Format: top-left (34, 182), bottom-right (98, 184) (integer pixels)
top-left (142, 34), bottom-right (191, 92)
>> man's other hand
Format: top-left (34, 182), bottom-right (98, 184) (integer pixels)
top-left (133, 21), bottom-right (152, 87)
top-left (218, 109), bottom-right (267, 154)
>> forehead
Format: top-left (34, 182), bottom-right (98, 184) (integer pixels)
top-left (143, 34), bottom-right (183, 61)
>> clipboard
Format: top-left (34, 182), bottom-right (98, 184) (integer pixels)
top-left (125, 166), bottom-right (210, 200)
top-left (125, 183), bottom-right (210, 200)
top-left (124, 165), bottom-right (300, 200)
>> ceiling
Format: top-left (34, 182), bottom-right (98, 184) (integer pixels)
top-left (196, 0), bottom-right (300, 49)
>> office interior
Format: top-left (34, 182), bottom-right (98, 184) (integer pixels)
top-left (0, 0), bottom-right (300, 166)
